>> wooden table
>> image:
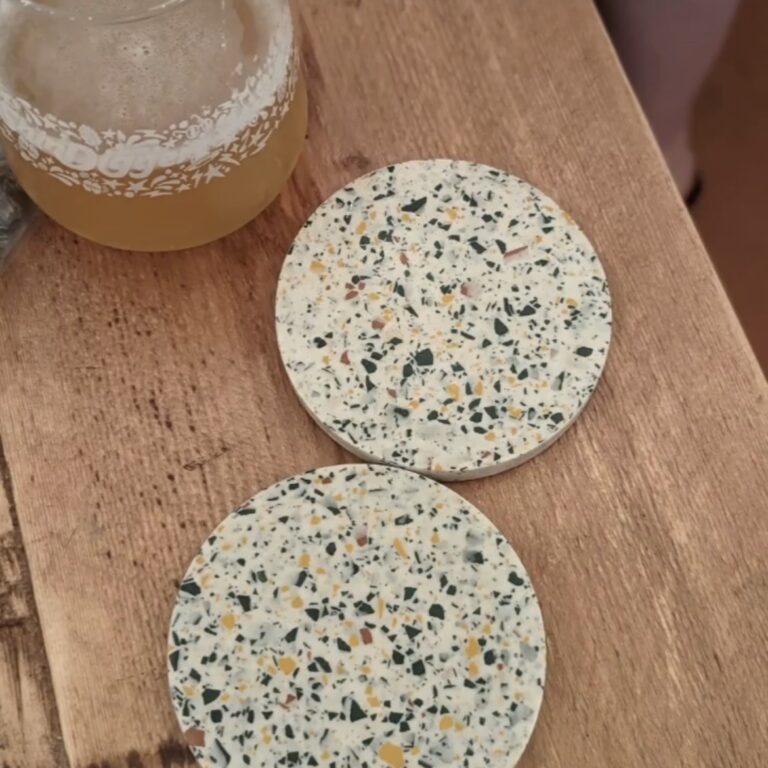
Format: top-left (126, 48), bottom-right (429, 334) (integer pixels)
top-left (1, 1), bottom-right (767, 766)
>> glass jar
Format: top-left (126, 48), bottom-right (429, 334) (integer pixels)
top-left (0, 0), bottom-right (307, 251)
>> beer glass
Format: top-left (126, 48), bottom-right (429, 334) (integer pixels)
top-left (0, 0), bottom-right (307, 251)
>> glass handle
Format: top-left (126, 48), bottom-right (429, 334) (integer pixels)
top-left (0, 148), bottom-right (34, 269)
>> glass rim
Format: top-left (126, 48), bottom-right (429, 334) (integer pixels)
top-left (11, 0), bottom-right (191, 24)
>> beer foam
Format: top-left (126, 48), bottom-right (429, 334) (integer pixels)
top-left (0, 0), bottom-right (296, 192)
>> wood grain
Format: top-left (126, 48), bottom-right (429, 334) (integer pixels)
top-left (0, 0), bottom-right (767, 766)
top-left (0, 440), bottom-right (67, 768)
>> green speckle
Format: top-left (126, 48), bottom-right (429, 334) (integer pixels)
top-left (401, 196), bottom-right (427, 213)
top-left (414, 348), bottom-right (434, 366)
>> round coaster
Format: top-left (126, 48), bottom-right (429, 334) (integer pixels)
top-left (168, 464), bottom-right (546, 768)
top-left (276, 159), bottom-right (611, 480)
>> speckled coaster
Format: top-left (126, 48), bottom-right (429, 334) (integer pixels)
top-left (276, 159), bottom-right (611, 480)
top-left (168, 464), bottom-right (546, 768)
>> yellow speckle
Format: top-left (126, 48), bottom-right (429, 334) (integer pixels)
top-left (326, 243), bottom-right (336, 254)
top-left (321, 752), bottom-right (331, 762)
top-left (368, 695), bottom-right (381, 708)
top-left (482, 623), bottom-right (493, 635)
top-left (201, 573), bottom-right (212, 589)
top-left (454, 722), bottom-right (465, 732)
top-left (393, 538), bottom-right (409, 559)
top-left (447, 383), bottom-right (461, 400)
top-left (366, 685), bottom-right (374, 695)
top-left (402, 212), bottom-right (413, 222)
top-left (411, 746), bottom-right (421, 757)
top-left (263, 733), bottom-right (272, 745)
top-left (221, 542), bottom-right (232, 551)
top-left (435, 503), bottom-right (444, 510)
top-left (508, 406), bottom-right (523, 419)
top-left (281, 585), bottom-right (290, 592)
top-left (439, 715), bottom-right (454, 731)
top-left (441, 293), bottom-right (454, 305)
top-left (348, 634), bottom-right (360, 647)
top-left (322, 355), bottom-right (331, 365)
top-left (409, 399), bottom-right (420, 410)
top-left (298, 553), bottom-right (311, 568)
top-left (369, 291), bottom-right (381, 301)
top-left (361, 664), bottom-right (372, 674)
top-left (447, 207), bottom-right (460, 221)
top-left (220, 614), bottom-right (236, 630)
top-left (433, 463), bottom-right (444, 472)
top-left (278, 656), bottom-right (297, 675)
top-left (194, 555), bottom-right (205, 566)
top-left (334, 493), bottom-right (344, 502)
top-left (310, 515), bottom-right (321, 526)
top-left (431, 531), bottom-right (440, 545)
top-left (345, 542), bottom-right (356, 553)
top-left (466, 637), bottom-right (481, 658)
top-left (379, 742), bottom-right (405, 768)
top-left (468, 661), bottom-right (480, 677)
top-left (267, 665), bottom-right (277, 675)
top-left (333, 584), bottom-right (341, 595)
top-left (220, 692), bottom-right (230, 702)
top-left (566, 297), bottom-right (578, 307)
top-left (256, 656), bottom-right (265, 667)
top-left (356, 221), bottom-right (367, 235)
top-left (183, 685), bottom-right (196, 697)
top-left (310, 260), bottom-right (326, 274)
top-left (316, 567), bottom-right (327, 576)
top-left (474, 381), bottom-right (484, 395)
top-left (564, 210), bottom-right (575, 224)
top-left (291, 596), bottom-right (304, 609)
top-left (378, 597), bottom-right (386, 618)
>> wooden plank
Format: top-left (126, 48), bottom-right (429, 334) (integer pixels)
top-left (0, 440), bottom-right (67, 768)
top-left (0, 0), bottom-right (766, 766)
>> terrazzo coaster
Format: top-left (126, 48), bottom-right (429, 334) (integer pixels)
top-left (276, 159), bottom-right (612, 480)
top-left (168, 464), bottom-right (546, 768)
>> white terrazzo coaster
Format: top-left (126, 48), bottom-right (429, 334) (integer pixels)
top-left (168, 464), bottom-right (546, 768)
top-left (276, 159), bottom-right (611, 480)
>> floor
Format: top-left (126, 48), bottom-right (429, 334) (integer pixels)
top-left (690, 0), bottom-right (767, 373)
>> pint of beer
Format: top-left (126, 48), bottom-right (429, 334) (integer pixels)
top-left (0, 0), bottom-right (307, 251)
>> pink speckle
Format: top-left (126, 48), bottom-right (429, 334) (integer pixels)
top-left (504, 246), bottom-right (528, 263)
